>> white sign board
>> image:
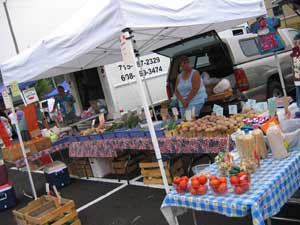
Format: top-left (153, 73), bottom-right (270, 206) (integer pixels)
top-left (2, 90), bottom-right (12, 109)
top-left (120, 33), bottom-right (135, 65)
top-left (23, 87), bottom-right (39, 104)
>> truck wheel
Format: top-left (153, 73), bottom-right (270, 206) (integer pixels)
top-left (268, 81), bottom-right (283, 98)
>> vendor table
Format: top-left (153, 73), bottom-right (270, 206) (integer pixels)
top-left (7, 141), bottom-right (70, 168)
top-left (68, 136), bottom-right (234, 158)
top-left (161, 149), bottom-right (300, 225)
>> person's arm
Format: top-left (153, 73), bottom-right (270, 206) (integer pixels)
top-left (185, 71), bottom-right (201, 104)
top-left (174, 76), bottom-right (185, 104)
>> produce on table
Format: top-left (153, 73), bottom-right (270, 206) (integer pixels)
top-left (173, 176), bottom-right (189, 193)
top-left (176, 111), bottom-right (256, 138)
top-left (209, 175), bottom-right (228, 195)
top-left (252, 129), bottom-right (268, 159)
top-left (228, 166), bottom-right (242, 177)
top-left (236, 133), bottom-right (257, 173)
top-left (231, 172), bottom-right (250, 195)
top-left (215, 152), bottom-right (234, 177)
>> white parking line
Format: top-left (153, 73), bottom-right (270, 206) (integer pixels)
top-left (76, 183), bottom-right (128, 212)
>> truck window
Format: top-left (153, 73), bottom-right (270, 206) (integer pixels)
top-left (287, 30), bottom-right (299, 41)
top-left (196, 54), bottom-right (210, 68)
top-left (239, 38), bottom-right (260, 57)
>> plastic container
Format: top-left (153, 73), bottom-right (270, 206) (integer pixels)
top-left (89, 134), bottom-right (103, 140)
top-left (115, 128), bottom-right (130, 138)
top-left (280, 118), bottom-right (300, 133)
top-left (0, 182), bottom-right (16, 210)
top-left (129, 127), bottom-right (146, 138)
top-left (192, 164), bottom-right (210, 175)
top-left (68, 136), bottom-right (79, 142)
top-left (44, 161), bottom-right (71, 189)
top-left (267, 124), bottom-right (288, 159)
top-left (102, 132), bottom-right (116, 139)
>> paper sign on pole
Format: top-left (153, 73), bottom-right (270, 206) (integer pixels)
top-left (228, 105), bottom-right (237, 115)
top-left (23, 87), bottom-right (39, 104)
top-left (2, 90), bottom-right (12, 109)
top-left (120, 33), bottom-right (135, 65)
top-left (213, 104), bottom-right (223, 116)
top-left (10, 81), bottom-right (20, 97)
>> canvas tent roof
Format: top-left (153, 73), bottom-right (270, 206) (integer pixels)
top-left (0, 0), bottom-right (266, 85)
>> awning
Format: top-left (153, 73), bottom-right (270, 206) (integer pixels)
top-left (0, 0), bottom-right (266, 85)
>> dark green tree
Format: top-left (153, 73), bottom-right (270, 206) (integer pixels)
top-left (35, 79), bottom-right (53, 99)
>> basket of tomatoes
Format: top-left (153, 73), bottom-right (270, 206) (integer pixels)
top-left (209, 176), bottom-right (228, 195)
top-left (230, 171), bottom-right (250, 195)
top-left (189, 175), bottom-right (208, 196)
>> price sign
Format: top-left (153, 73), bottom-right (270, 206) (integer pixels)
top-left (228, 105), bottom-right (237, 115)
top-left (254, 102), bottom-right (268, 113)
top-left (213, 104), bottom-right (223, 116)
top-left (10, 81), bottom-right (20, 97)
top-left (268, 97), bottom-right (277, 116)
top-left (2, 90), bottom-right (12, 109)
top-left (247, 99), bottom-right (256, 109)
top-left (23, 87), bottom-right (39, 104)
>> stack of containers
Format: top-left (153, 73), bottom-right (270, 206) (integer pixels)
top-left (44, 161), bottom-right (71, 189)
top-left (0, 161), bottom-right (17, 210)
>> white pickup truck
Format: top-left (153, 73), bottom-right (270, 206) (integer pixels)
top-left (154, 28), bottom-right (299, 114)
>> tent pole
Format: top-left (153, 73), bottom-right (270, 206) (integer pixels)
top-left (122, 30), bottom-right (170, 193)
top-left (275, 52), bottom-right (287, 96)
top-left (9, 88), bottom-right (37, 199)
top-left (135, 54), bottom-right (158, 121)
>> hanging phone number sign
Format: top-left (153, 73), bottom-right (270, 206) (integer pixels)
top-left (116, 54), bottom-right (170, 83)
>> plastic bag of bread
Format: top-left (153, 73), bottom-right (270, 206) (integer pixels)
top-left (252, 129), bottom-right (268, 159)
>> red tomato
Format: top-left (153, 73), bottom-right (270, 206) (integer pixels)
top-left (176, 186), bottom-right (184, 193)
top-left (191, 179), bottom-right (200, 188)
top-left (198, 175), bottom-right (208, 185)
top-left (218, 183), bottom-right (227, 194)
top-left (179, 180), bottom-right (188, 190)
top-left (181, 176), bottom-right (189, 181)
top-left (197, 185), bottom-right (208, 195)
top-left (219, 177), bottom-right (227, 184)
top-left (210, 175), bottom-right (218, 181)
top-left (190, 188), bottom-right (198, 195)
top-left (173, 177), bottom-right (181, 185)
top-left (238, 171), bottom-right (247, 177)
top-left (230, 176), bottom-right (240, 186)
top-left (210, 179), bottom-right (220, 187)
top-left (234, 186), bottom-right (244, 195)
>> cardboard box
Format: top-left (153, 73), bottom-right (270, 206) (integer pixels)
top-left (2, 142), bottom-right (37, 162)
top-left (32, 137), bottom-right (52, 151)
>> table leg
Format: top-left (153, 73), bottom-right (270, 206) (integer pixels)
top-left (192, 210), bottom-right (198, 225)
top-left (267, 218), bottom-right (272, 225)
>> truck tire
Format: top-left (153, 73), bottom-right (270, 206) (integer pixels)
top-left (268, 80), bottom-right (283, 98)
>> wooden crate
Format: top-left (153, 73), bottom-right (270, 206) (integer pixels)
top-left (68, 158), bottom-right (93, 177)
top-left (170, 158), bottom-right (184, 177)
top-left (139, 161), bottom-right (172, 185)
top-left (111, 152), bottom-right (145, 175)
top-left (207, 89), bottom-right (233, 102)
top-left (13, 195), bottom-right (81, 225)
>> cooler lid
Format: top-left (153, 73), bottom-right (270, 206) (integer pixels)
top-left (44, 161), bottom-right (67, 174)
top-left (0, 182), bottom-right (12, 192)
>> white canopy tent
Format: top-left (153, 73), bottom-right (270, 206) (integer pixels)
top-left (0, 0), bottom-right (266, 196)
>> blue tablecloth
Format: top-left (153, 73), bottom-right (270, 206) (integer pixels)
top-left (161, 150), bottom-right (300, 225)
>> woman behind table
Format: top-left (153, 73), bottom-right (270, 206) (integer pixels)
top-left (175, 56), bottom-right (207, 118)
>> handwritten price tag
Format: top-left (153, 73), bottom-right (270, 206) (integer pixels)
top-left (255, 102), bottom-right (268, 113)
top-left (213, 104), bottom-right (223, 116)
top-left (268, 97), bottom-right (277, 116)
top-left (247, 99), bottom-right (256, 109)
top-left (228, 105), bottom-right (237, 115)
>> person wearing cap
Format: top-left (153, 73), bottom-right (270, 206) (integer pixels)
top-left (175, 56), bottom-right (207, 118)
